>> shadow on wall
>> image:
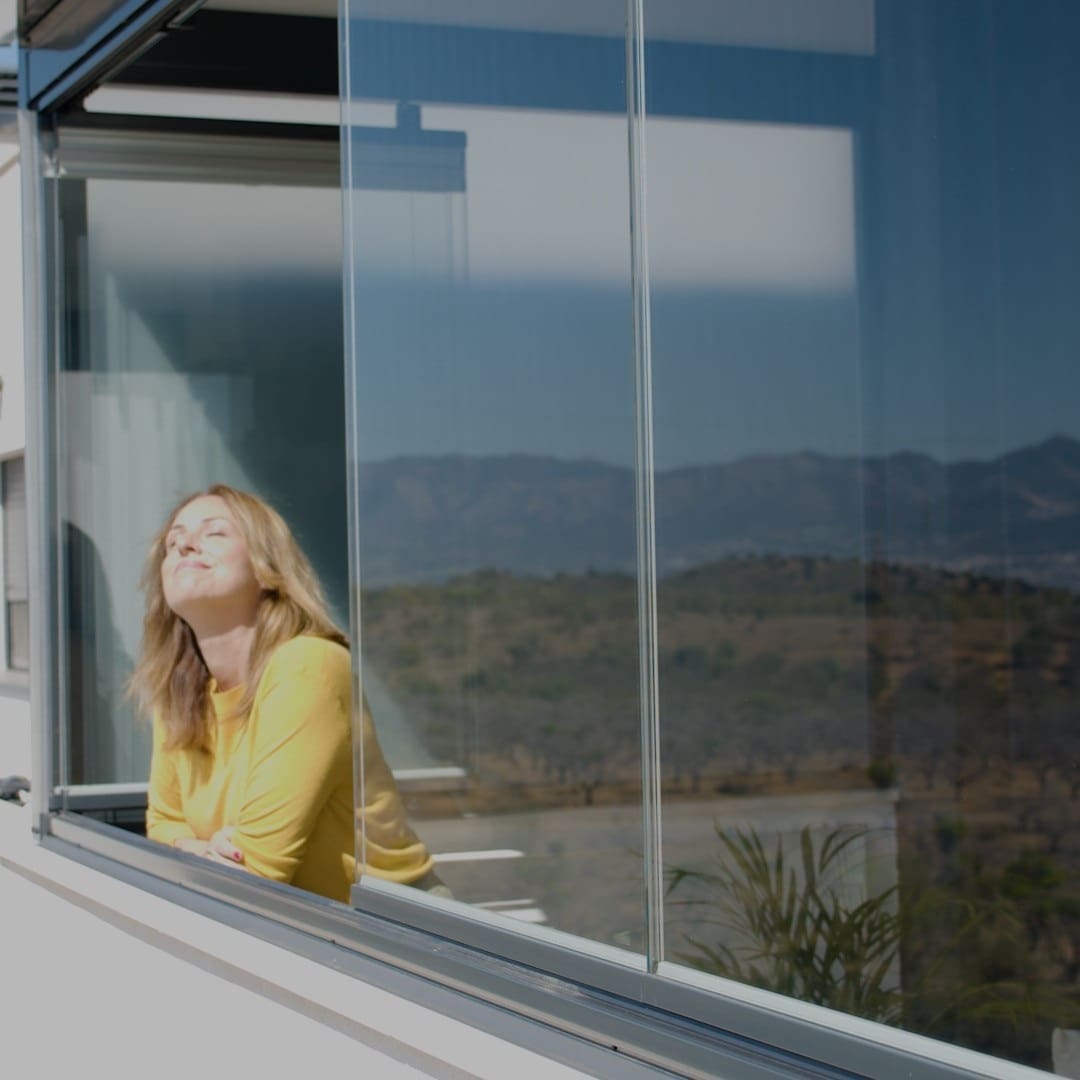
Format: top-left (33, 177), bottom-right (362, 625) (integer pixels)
top-left (67, 520), bottom-right (132, 784)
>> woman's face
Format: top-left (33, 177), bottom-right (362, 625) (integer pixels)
top-left (161, 495), bottom-right (263, 626)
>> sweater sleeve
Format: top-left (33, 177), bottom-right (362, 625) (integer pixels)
top-left (232, 639), bottom-right (352, 885)
top-left (146, 714), bottom-right (197, 847)
top-left (356, 694), bottom-right (434, 883)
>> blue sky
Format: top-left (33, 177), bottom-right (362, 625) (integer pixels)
top-left (346, 1), bottom-right (1080, 469)
top-left (91, 1), bottom-right (1080, 472)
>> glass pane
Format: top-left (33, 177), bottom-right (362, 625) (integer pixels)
top-left (649, 0), bottom-right (1080, 1071)
top-left (58, 174), bottom-right (346, 785)
top-left (343, 4), bottom-right (645, 951)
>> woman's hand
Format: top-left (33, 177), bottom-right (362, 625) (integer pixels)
top-left (206, 826), bottom-right (246, 867)
top-left (173, 827), bottom-right (246, 868)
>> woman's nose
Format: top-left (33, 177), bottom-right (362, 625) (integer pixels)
top-left (178, 533), bottom-right (201, 555)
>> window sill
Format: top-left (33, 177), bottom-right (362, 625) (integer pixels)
top-left (0, 805), bottom-right (668, 1080)
top-left (33, 807), bottom-right (1043, 1080)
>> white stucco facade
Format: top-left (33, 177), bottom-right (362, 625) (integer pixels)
top-left (0, 138), bottom-right (21, 458)
top-left (0, 803), bottom-right (626, 1079)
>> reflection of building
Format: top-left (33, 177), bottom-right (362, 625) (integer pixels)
top-left (6, 1), bottom-right (1080, 1076)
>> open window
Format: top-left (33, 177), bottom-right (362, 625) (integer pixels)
top-left (20, 0), bottom-right (1080, 1077)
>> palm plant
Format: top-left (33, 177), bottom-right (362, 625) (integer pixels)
top-left (667, 824), bottom-right (904, 1023)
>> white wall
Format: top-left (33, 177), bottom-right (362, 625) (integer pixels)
top-left (0, 145), bottom-right (24, 458)
top-left (0, 0), bottom-right (14, 43)
top-left (0, 802), bottom-right (615, 1080)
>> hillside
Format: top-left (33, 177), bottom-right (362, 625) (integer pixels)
top-left (362, 554), bottom-right (1080, 796)
top-left (355, 435), bottom-right (1080, 589)
top-left (362, 555), bottom-right (1080, 1069)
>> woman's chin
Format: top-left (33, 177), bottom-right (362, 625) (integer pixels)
top-left (170, 592), bottom-right (258, 633)
top-left (167, 592), bottom-right (220, 624)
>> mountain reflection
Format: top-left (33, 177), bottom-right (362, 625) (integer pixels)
top-left (361, 434), bottom-right (1080, 1070)
top-left (357, 434), bottom-right (1080, 591)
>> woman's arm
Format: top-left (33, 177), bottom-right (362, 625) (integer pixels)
top-left (230, 639), bottom-right (352, 885)
top-left (355, 695), bottom-right (433, 882)
top-left (146, 714), bottom-right (198, 847)
top-left (147, 717), bottom-right (247, 867)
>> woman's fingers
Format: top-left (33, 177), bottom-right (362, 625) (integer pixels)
top-left (172, 829), bottom-right (244, 867)
top-left (203, 848), bottom-right (236, 865)
top-left (208, 825), bottom-right (244, 863)
top-left (173, 837), bottom-right (210, 857)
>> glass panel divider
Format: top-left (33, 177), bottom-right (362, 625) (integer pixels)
top-left (337, 8), bottom-right (369, 881)
top-left (625, 0), bottom-right (664, 974)
top-left (19, 108), bottom-right (58, 830)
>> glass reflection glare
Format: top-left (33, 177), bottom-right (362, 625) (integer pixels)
top-left (344, 6), bottom-right (644, 949)
top-left (61, 179), bottom-right (345, 784)
top-left (647, 1), bottom-right (1080, 1071)
top-left (342, 0), bottom-right (1080, 1068)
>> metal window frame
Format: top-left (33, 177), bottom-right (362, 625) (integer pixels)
top-left (47, 110), bottom-right (340, 184)
top-left (43, 819), bottom-right (785, 1080)
top-left (19, 0), bottom-right (201, 112)
top-left (16, 26), bottom-right (1046, 1080)
top-left (44, 810), bottom-right (1019, 1080)
top-left (20, 107), bottom-right (58, 835)
top-left (35, 812), bottom-right (829, 1080)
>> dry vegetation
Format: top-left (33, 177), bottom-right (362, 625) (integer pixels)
top-left (362, 555), bottom-right (1080, 1069)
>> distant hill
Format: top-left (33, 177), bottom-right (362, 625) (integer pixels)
top-left (355, 436), bottom-right (1080, 589)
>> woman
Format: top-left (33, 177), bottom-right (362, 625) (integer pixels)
top-left (130, 484), bottom-right (434, 903)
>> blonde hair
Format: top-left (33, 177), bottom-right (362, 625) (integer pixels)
top-left (129, 484), bottom-right (347, 750)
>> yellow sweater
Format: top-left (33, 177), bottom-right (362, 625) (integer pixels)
top-left (146, 635), bottom-right (433, 902)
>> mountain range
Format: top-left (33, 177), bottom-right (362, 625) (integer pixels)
top-left (354, 435), bottom-right (1080, 590)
